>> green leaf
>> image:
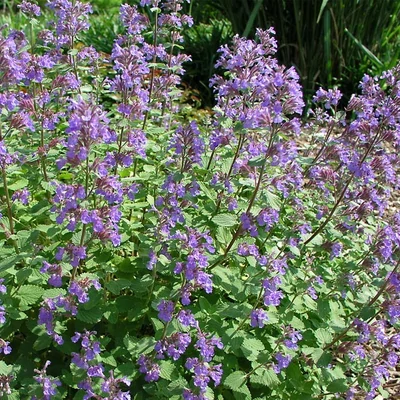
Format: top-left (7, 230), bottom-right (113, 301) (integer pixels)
top-left (241, 338), bottom-right (265, 353)
top-left (15, 268), bottom-right (32, 284)
top-left (315, 328), bottom-right (332, 345)
top-left (0, 361), bottom-right (13, 375)
top-left (123, 335), bottom-right (136, 352)
top-left (250, 368), bottom-right (280, 389)
top-left (115, 362), bottom-right (139, 380)
top-left (116, 295), bottom-right (136, 313)
top-left (159, 360), bottom-right (176, 381)
top-left (327, 379), bottom-right (348, 393)
top-left (219, 303), bottom-right (252, 318)
top-left (7, 309), bottom-right (27, 320)
top-left (135, 337), bottom-right (155, 355)
top-left (105, 279), bottom-right (131, 295)
top-left (101, 354), bottom-right (117, 367)
top-left (224, 371), bottom-right (247, 391)
top-left (212, 214), bottom-right (237, 227)
top-left (33, 333), bottom-right (52, 351)
top-left (167, 377), bottom-right (189, 394)
top-left (76, 307), bottom-right (103, 324)
top-left (344, 28), bottom-right (383, 67)
top-left (130, 275), bottom-right (153, 292)
top-left (243, 0), bottom-right (263, 37)
top-left (198, 181), bottom-right (216, 201)
top-left (216, 227), bottom-right (232, 246)
top-left (16, 285), bottom-right (44, 306)
top-left (8, 178), bottom-right (29, 190)
top-left (43, 288), bottom-right (67, 299)
top-left (0, 253), bottom-right (28, 274)
top-left (265, 190), bottom-right (281, 210)
top-left (103, 304), bottom-right (119, 324)
top-left (146, 194), bottom-right (154, 206)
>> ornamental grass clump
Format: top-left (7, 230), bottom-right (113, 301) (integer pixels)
top-left (0, 1), bottom-right (400, 399)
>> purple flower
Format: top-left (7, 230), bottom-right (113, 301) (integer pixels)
top-left (71, 330), bottom-right (101, 371)
top-left (177, 310), bottom-right (197, 328)
top-left (69, 277), bottom-right (101, 304)
top-left (353, 319), bottom-right (371, 343)
top-left (120, 4), bottom-right (149, 35)
top-left (137, 355), bottom-right (160, 382)
top-left (240, 213), bottom-right (258, 237)
top-left (40, 262), bottom-right (63, 287)
top-left (19, 0), bottom-right (41, 16)
top-left (0, 31), bottom-right (30, 86)
top-left (0, 339), bottom-right (11, 355)
top-left (388, 303), bottom-right (400, 325)
top-left (330, 242), bottom-right (343, 259)
top-left (34, 361), bottom-right (61, 400)
top-left (11, 188), bottom-right (30, 205)
top-left (387, 352), bottom-right (398, 368)
top-left (38, 298), bottom-right (56, 333)
top-left (272, 353), bottom-right (292, 373)
top-left (0, 279), bottom-right (6, 294)
top-left (157, 299), bottom-right (174, 322)
top-left (155, 332), bottom-right (191, 360)
top-left (346, 388), bottom-right (356, 400)
top-left (168, 121), bottom-right (205, 171)
top-left (313, 87), bottom-right (342, 109)
top-left (250, 309), bottom-right (268, 328)
top-left (147, 250), bottom-right (157, 270)
top-left (237, 243), bottom-right (259, 257)
top-left (257, 208), bottom-right (279, 231)
top-left (195, 333), bottom-right (223, 362)
top-left (0, 141), bottom-right (18, 168)
top-left (185, 358), bottom-right (223, 390)
top-left (46, 0), bottom-right (92, 49)
top-left (77, 379), bottom-right (96, 399)
top-left (101, 370), bottom-right (131, 398)
top-left (263, 276), bottom-right (284, 307)
top-left (87, 364), bottom-right (105, 378)
top-left (283, 329), bottom-right (302, 350)
top-left (307, 286), bottom-right (318, 300)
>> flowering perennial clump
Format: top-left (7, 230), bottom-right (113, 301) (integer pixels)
top-left (0, 0), bottom-right (400, 399)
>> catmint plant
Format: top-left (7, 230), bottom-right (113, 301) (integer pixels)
top-left (0, 0), bottom-right (400, 399)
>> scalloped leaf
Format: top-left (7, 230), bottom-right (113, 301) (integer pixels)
top-left (76, 307), bottom-right (103, 324)
top-left (16, 285), bottom-right (44, 306)
top-left (212, 213), bottom-right (237, 227)
top-left (159, 360), bottom-right (176, 381)
top-left (224, 371), bottom-right (247, 391)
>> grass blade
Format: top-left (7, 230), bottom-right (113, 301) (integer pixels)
top-left (317, 0), bottom-right (330, 23)
top-left (242, 0), bottom-right (263, 37)
top-left (344, 27), bottom-right (383, 68)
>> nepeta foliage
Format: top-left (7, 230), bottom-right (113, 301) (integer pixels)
top-left (0, 0), bottom-right (400, 399)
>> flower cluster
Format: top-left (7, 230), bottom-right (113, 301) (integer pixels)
top-left (33, 361), bottom-right (61, 400)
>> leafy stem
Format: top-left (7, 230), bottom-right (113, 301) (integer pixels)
top-left (2, 166), bottom-right (14, 236)
top-left (324, 258), bottom-right (400, 351)
top-left (304, 125), bottom-right (383, 246)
